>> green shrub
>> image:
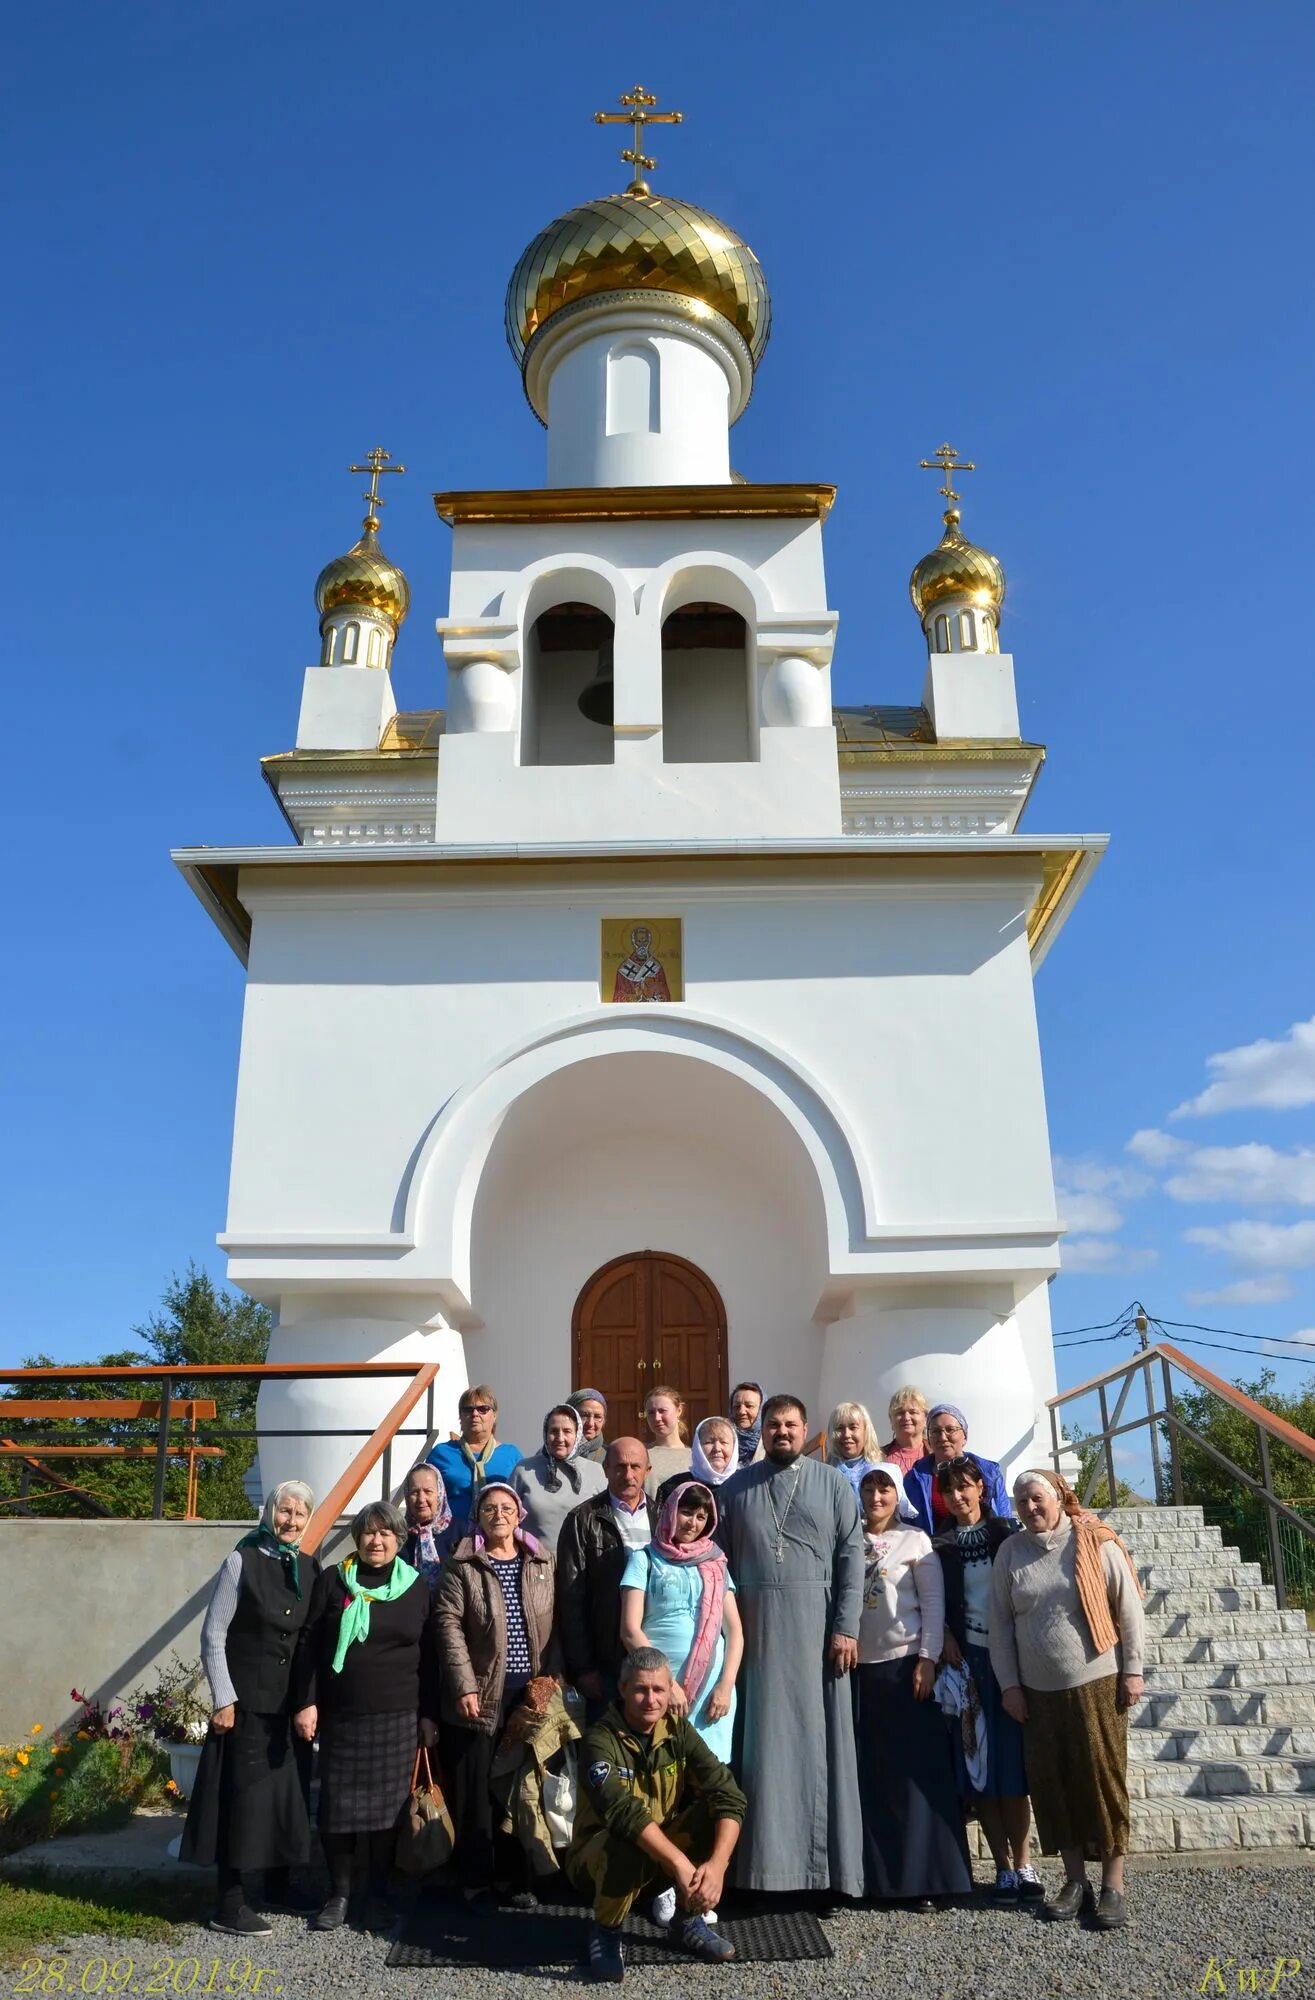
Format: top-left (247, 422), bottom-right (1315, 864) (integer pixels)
top-left (0, 1729), bottom-right (171, 1858)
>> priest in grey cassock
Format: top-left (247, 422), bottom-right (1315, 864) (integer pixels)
top-left (720, 1393), bottom-right (865, 1897)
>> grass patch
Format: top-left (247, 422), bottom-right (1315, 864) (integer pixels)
top-left (0, 1874), bottom-right (213, 1965)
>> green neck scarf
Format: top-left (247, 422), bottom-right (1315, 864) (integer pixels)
top-left (237, 1524), bottom-right (303, 1599)
top-left (331, 1554), bottom-right (419, 1673)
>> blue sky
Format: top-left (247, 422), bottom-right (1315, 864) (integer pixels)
top-left (5, 0), bottom-right (1315, 1406)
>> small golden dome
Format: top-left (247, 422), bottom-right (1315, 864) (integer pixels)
top-left (909, 510), bottom-right (1006, 622)
top-left (505, 191), bottom-right (770, 368)
top-left (315, 517), bottom-right (410, 628)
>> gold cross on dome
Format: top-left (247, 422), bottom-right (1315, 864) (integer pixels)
top-left (919, 442), bottom-right (976, 509)
top-left (595, 85), bottom-right (683, 195)
top-left (348, 446), bottom-right (406, 523)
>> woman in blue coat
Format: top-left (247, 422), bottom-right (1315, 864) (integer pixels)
top-left (903, 1404), bottom-right (1011, 1535)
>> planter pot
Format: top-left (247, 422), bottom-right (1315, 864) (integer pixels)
top-left (168, 1742), bottom-right (204, 1799)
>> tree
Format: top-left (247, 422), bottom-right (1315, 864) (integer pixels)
top-left (1167, 1368), bottom-right (1315, 1603)
top-left (0, 1265), bottom-right (271, 1520)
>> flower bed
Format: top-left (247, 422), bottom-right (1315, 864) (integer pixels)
top-left (0, 1692), bottom-right (173, 1858)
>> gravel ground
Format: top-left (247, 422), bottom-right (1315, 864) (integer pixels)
top-left (34, 1862), bottom-right (1315, 2000)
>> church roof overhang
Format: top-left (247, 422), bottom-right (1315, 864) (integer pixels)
top-left (432, 482), bottom-right (836, 527)
top-left (172, 833), bottom-right (1105, 974)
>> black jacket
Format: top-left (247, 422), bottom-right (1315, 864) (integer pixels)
top-left (932, 1515), bottom-right (1016, 1651)
top-left (291, 1558), bottom-right (438, 1720)
top-left (555, 1490), bottom-right (657, 1683)
top-left (225, 1543), bottom-right (321, 1713)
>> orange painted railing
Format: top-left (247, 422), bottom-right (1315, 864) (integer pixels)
top-left (0, 1360), bottom-right (441, 1527)
top-left (1047, 1341), bottom-right (1315, 1609)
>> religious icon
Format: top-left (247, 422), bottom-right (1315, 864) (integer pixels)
top-left (600, 917), bottom-right (683, 1003)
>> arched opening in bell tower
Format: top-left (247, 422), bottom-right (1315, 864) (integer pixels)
top-left (660, 602), bottom-right (752, 762)
top-left (522, 601), bottom-right (617, 766)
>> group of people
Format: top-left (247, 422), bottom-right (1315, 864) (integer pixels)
top-left (183, 1377), bottom-right (1146, 1981)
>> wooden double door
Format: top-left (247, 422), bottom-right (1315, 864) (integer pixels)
top-left (572, 1251), bottom-right (728, 1448)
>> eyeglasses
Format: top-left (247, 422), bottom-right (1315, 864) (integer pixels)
top-left (461, 1404), bottom-right (494, 1416)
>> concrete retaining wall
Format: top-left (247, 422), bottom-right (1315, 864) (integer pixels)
top-left (0, 1521), bottom-right (252, 1743)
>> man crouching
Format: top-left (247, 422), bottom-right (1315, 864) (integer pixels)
top-left (567, 1646), bottom-right (745, 1983)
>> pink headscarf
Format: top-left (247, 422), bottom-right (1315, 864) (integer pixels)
top-left (652, 1481), bottom-right (727, 1711)
top-left (473, 1479), bottom-right (541, 1557)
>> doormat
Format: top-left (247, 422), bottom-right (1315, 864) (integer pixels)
top-left (387, 1897), bottom-right (832, 1969)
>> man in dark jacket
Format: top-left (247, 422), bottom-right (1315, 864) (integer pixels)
top-left (568, 1647), bottom-right (744, 1982)
top-left (555, 1439), bottom-right (657, 1712)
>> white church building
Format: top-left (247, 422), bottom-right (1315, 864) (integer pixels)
top-left (175, 99), bottom-right (1103, 1501)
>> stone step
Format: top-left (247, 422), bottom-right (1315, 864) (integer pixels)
top-left (1128, 1796), bottom-right (1315, 1851)
top-left (1140, 1687), bottom-right (1315, 1727)
top-left (1143, 1661), bottom-right (1303, 1689)
top-left (1130, 1756), bottom-right (1315, 1799)
top-left (1143, 1585), bottom-right (1278, 1614)
top-left (1139, 1560), bottom-right (1265, 1586)
top-left (1145, 1609), bottom-right (1310, 1637)
top-left (1103, 1507), bottom-right (1207, 1527)
top-left (1143, 1634), bottom-right (1315, 1665)
top-left (1129, 1723), bottom-right (1315, 1761)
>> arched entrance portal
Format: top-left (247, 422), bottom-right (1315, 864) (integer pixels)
top-left (572, 1252), bottom-right (728, 1447)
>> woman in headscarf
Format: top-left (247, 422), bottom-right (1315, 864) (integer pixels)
top-left (182, 1480), bottom-right (320, 1935)
top-left (904, 1402), bottom-right (1012, 1533)
top-left (855, 1464), bottom-right (972, 1910)
top-left (729, 1381), bottom-right (764, 1467)
top-left (568, 1389), bottom-right (608, 1465)
top-left (511, 1402), bottom-right (607, 1554)
top-left (400, 1462), bottom-right (454, 1586)
top-left (931, 1456), bottom-right (1037, 1903)
top-left (435, 1479), bottom-right (558, 1909)
top-left (990, 1470), bottom-right (1146, 1932)
top-left (654, 1414), bottom-right (739, 1506)
top-left (880, 1385), bottom-right (929, 1474)
top-left (291, 1499), bottom-right (438, 1933)
top-left (618, 1480), bottom-right (743, 1764)
top-left (824, 1400), bottom-right (883, 1496)
top-left (642, 1384), bottom-right (692, 1497)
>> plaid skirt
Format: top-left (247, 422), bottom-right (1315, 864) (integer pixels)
top-left (1022, 1675), bottom-right (1130, 1857)
top-left (316, 1707), bottom-right (417, 1834)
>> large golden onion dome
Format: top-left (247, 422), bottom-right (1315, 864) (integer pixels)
top-left (909, 509), bottom-right (1006, 623)
top-left (505, 191), bottom-right (771, 368)
top-left (315, 516), bottom-right (410, 629)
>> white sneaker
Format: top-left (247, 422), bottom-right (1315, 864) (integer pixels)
top-left (651, 1887), bottom-right (677, 1926)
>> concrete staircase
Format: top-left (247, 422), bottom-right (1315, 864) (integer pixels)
top-left (1106, 1505), bottom-right (1315, 1852)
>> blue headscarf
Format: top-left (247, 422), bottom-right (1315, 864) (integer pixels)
top-left (731, 1382), bottom-right (764, 1467)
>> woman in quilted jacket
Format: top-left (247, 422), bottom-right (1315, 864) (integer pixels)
top-left (434, 1479), bottom-right (558, 1908)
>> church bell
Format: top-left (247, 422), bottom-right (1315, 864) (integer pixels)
top-left (577, 640), bottom-right (615, 726)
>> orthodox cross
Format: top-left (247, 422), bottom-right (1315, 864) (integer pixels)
top-left (595, 85), bottom-right (683, 196)
top-left (349, 446), bottom-right (406, 523)
top-left (918, 442), bottom-right (976, 508)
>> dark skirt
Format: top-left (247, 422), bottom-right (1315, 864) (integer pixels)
top-left (317, 1707), bottom-right (417, 1834)
top-left (856, 1658), bottom-right (973, 1899)
top-left (1023, 1676), bottom-right (1130, 1857)
top-left (952, 1641), bottom-right (1028, 1801)
top-left (179, 1710), bottom-right (312, 1872)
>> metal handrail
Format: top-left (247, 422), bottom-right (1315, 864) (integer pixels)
top-left (1047, 1341), bottom-right (1315, 1610)
top-left (0, 1361), bottom-right (442, 1526)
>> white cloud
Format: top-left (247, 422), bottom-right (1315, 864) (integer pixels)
top-left (1171, 1015), bottom-right (1315, 1119)
top-left (1185, 1276), bottom-right (1296, 1306)
top-left (1052, 1157), bottom-right (1151, 1236)
top-left (1259, 1328), bottom-right (1315, 1361)
top-left (1061, 1239), bottom-right (1158, 1274)
top-left (1184, 1219), bottom-right (1315, 1270)
top-left (1162, 1142), bottom-right (1315, 1208)
top-left (1127, 1128), bottom-right (1188, 1166)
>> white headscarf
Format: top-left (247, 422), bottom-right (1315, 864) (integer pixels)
top-left (860, 1461), bottom-right (920, 1523)
top-left (690, 1416), bottom-right (738, 1487)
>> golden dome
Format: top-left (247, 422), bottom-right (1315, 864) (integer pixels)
top-left (315, 517), bottom-right (410, 628)
top-left (909, 510), bottom-right (1006, 622)
top-left (505, 191), bottom-right (770, 368)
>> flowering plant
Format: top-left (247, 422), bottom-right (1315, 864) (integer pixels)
top-left (125, 1655), bottom-right (211, 1745)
